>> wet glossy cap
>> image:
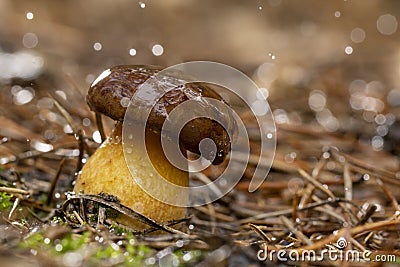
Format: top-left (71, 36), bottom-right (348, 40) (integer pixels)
top-left (87, 65), bottom-right (236, 165)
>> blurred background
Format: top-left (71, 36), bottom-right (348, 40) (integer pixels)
top-left (0, 0), bottom-right (400, 157)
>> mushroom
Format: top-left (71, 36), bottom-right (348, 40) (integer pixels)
top-left (74, 65), bottom-right (235, 229)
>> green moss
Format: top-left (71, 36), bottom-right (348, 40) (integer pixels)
top-left (86, 213), bottom-right (98, 224)
top-left (109, 222), bottom-right (132, 235)
top-left (59, 232), bottom-right (90, 252)
top-left (19, 231), bottom-right (90, 253)
top-left (51, 216), bottom-right (64, 225)
top-left (17, 224), bottom-right (205, 266)
top-left (18, 229), bottom-right (158, 266)
top-left (0, 192), bottom-right (13, 210)
top-left (123, 243), bottom-right (152, 266)
top-left (38, 193), bottom-right (48, 204)
top-left (19, 232), bottom-right (44, 249)
top-left (174, 249), bottom-right (204, 266)
top-left (105, 207), bottom-right (120, 219)
top-left (93, 237), bottom-right (152, 267)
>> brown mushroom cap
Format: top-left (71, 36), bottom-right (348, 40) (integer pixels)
top-left (87, 65), bottom-right (236, 164)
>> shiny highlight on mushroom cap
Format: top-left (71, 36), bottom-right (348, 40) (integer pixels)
top-left (87, 65), bottom-right (236, 164)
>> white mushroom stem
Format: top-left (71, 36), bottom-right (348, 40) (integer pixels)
top-left (74, 122), bottom-right (188, 229)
